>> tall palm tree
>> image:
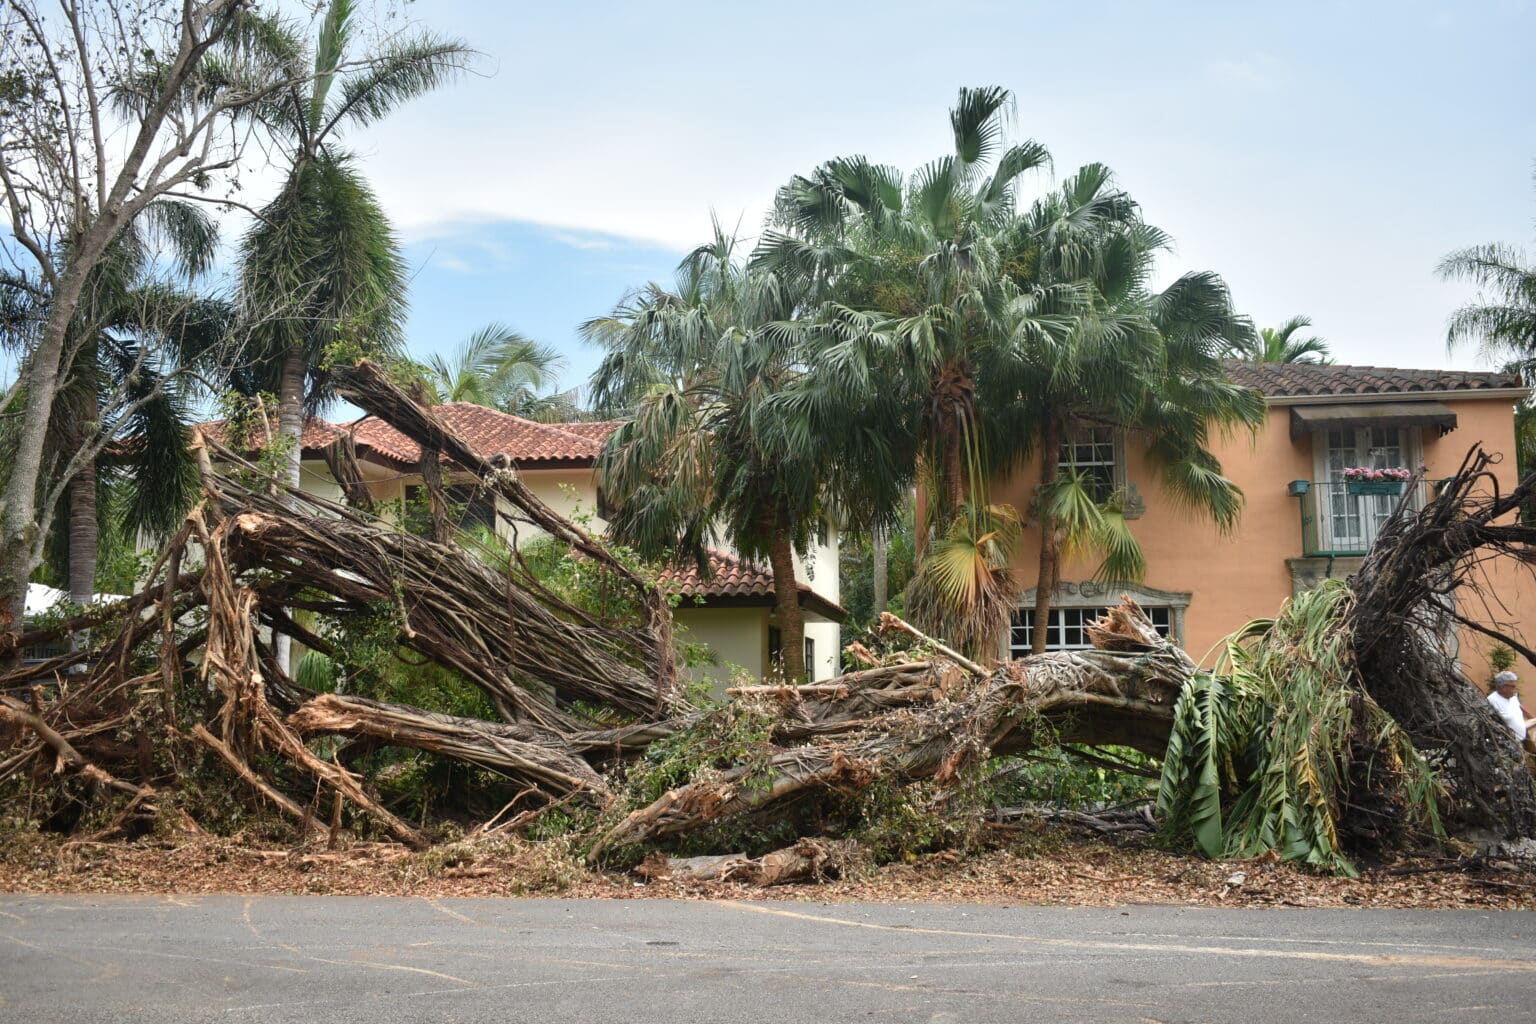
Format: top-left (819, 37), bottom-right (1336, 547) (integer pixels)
top-left (759, 90), bottom-right (1262, 659)
top-left (1246, 315), bottom-right (1331, 364)
top-left (587, 227), bottom-right (842, 683)
top-left (980, 168), bottom-right (1264, 651)
top-left (408, 323), bottom-right (579, 420)
top-left (756, 86), bottom-right (1054, 525)
top-left (234, 1), bottom-right (466, 672)
top-left (237, 0), bottom-right (469, 490)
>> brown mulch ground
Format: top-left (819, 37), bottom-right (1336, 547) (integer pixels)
top-left (4, 829), bottom-right (1534, 908)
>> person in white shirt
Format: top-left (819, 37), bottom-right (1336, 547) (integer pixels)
top-left (1488, 671), bottom-right (1530, 743)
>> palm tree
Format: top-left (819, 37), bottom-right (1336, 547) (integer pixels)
top-left (1246, 315), bottom-right (1331, 364)
top-left (237, 0), bottom-right (469, 491)
top-left (759, 90), bottom-right (1262, 658)
top-left (756, 86), bottom-right (1054, 524)
top-left (1, 203), bottom-right (227, 608)
top-left (408, 323), bottom-right (580, 421)
top-left (587, 227), bottom-right (841, 683)
top-left (232, 2), bottom-right (466, 672)
top-left (1439, 234), bottom-right (1536, 372)
top-left (980, 169), bottom-right (1264, 651)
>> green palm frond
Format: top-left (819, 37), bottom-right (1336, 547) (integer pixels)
top-left (321, 35), bottom-right (472, 138)
top-left (950, 85), bottom-right (1012, 166)
top-left (1157, 580), bottom-right (1443, 874)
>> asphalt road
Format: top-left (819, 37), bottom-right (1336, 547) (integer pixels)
top-left (2, 895), bottom-right (1535, 1023)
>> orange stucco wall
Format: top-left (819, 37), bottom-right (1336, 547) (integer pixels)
top-left (992, 395), bottom-right (1534, 683)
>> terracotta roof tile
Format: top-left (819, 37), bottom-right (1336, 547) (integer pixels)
top-left (552, 421), bottom-right (623, 442)
top-left (1224, 360), bottom-right (1523, 398)
top-left (195, 417), bottom-right (347, 455)
top-left (346, 404), bottom-right (605, 466)
top-left (659, 548), bottom-right (847, 621)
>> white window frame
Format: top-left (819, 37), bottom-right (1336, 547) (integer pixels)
top-left (1007, 581), bottom-right (1190, 659)
top-left (1309, 425), bottom-right (1423, 553)
top-left (1059, 425), bottom-right (1119, 504)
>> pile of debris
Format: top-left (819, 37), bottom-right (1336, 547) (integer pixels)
top-left (3, 361), bottom-right (1534, 878)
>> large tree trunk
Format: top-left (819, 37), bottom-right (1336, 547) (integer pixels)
top-left (768, 533), bottom-right (807, 682)
top-left (0, 257), bottom-right (101, 650)
top-left (1031, 417), bottom-right (1063, 655)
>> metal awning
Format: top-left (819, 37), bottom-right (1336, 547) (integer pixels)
top-left (1289, 401), bottom-right (1458, 440)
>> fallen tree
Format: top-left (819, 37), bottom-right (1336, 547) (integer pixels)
top-left (3, 364), bottom-right (1535, 877)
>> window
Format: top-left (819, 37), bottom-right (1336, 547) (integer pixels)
top-left (1319, 426), bottom-right (1415, 552)
top-left (1009, 606), bottom-right (1172, 657)
top-left (1060, 426), bottom-right (1117, 503)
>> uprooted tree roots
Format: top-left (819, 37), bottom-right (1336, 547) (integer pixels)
top-left (3, 363), bottom-right (1536, 878)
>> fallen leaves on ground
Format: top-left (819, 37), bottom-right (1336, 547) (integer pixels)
top-left (2, 827), bottom-right (1533, 909)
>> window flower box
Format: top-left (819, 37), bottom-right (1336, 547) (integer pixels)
top-left (1347, 479), bottom-right (1405, 496)
top-left (1342, 466), bottom-right (1411, 495)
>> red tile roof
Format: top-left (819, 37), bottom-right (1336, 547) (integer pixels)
top-left (660, 548), bottom-right (847, 621)
top-left (195, 407), bottom-right (614, 467)
top-left (1224, 360), bottom-right (1523, 399)
top-left (194, 417), bottom-right (348, 455)
top-left (346, 404), bottom-right (607, 466)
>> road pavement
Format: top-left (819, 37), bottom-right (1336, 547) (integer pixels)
top-left (1, 895), bottom-right (1534, 1022)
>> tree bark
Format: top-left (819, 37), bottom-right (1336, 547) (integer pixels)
top-left (273, 344), bottom-right (307, 674)
top-left (67, 379), bottom-right (100, 610)
top-left (872, 527), bottom-right (888, 615)
top-left (768, 533), bottom-right (807, 682)
top-left (1031, 417), bottom-right (1063, 655)
top-left (0, 255), bottom-right (100, 647)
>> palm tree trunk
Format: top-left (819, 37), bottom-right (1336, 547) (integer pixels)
top-left (67, 462), bottom-right (98, 608)
top-left (67, 368), bottom-right (101, 611)
top-left (273, 343), bottom-right (307, 674)
top-left (277, 344), bottom-right (306, 490)
top-left (1031, 417), bottom-right (1062, 655)
top-left (768, 534), bottom-right (807, 683)
top-left (872, 527), bottom-right (888, 615)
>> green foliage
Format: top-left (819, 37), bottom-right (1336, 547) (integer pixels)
top-left (215, 391), bottom-right (297, 486)
top-left (624, 698), bottom-right (778, 808)
top-left (1516, 402), bottom-right (1536, 525)
top-left (1156, 579), bottom-right (1443, 875)
top-left (904, 503), bottom-right (1018, 661)
top-left (302, 601), bottom-right (496, 720)
top-left (988, 749), bottom-right (1157, 809)
top-left (847, 779), bottom-right (958, 863)
top-left (839, 497), bottom-right (917, 629)
top-left (1243, 315), bottom-right (1332, 364)
top-left (1490, 642), bottom-right (1518, 677)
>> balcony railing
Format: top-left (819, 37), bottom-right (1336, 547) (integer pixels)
top-left (1294, 479), bottom-right (1431, 557)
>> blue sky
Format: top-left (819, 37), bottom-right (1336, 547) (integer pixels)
top-left (345, 1), bottom-right (1536, 397)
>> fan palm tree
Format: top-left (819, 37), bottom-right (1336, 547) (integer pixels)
top-left (756, 86), bottom-right (1055, 524)
top-left (587, 227), bottom-right (848, 682)
top-left (236, 0), bottom-right (469, 490)
top-left (1244, 315), bottom-right (1331, 364)
top-left (759, 91), bottom-right (1262, 659)
top-left (980, 169), bottom-right (1264, 651)
top-left (407, 324), bottom-right (579, 421)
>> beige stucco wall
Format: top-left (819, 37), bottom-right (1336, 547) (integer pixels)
top-left (674, 605), bottom-right (769, 694)
top-left (994, 395), bottom-right (1534, 683)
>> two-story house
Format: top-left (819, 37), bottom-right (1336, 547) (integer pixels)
top-left (199, 403), bottom-right (846, 689)
top-left (992, 362), bottom-right (1532, 683)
